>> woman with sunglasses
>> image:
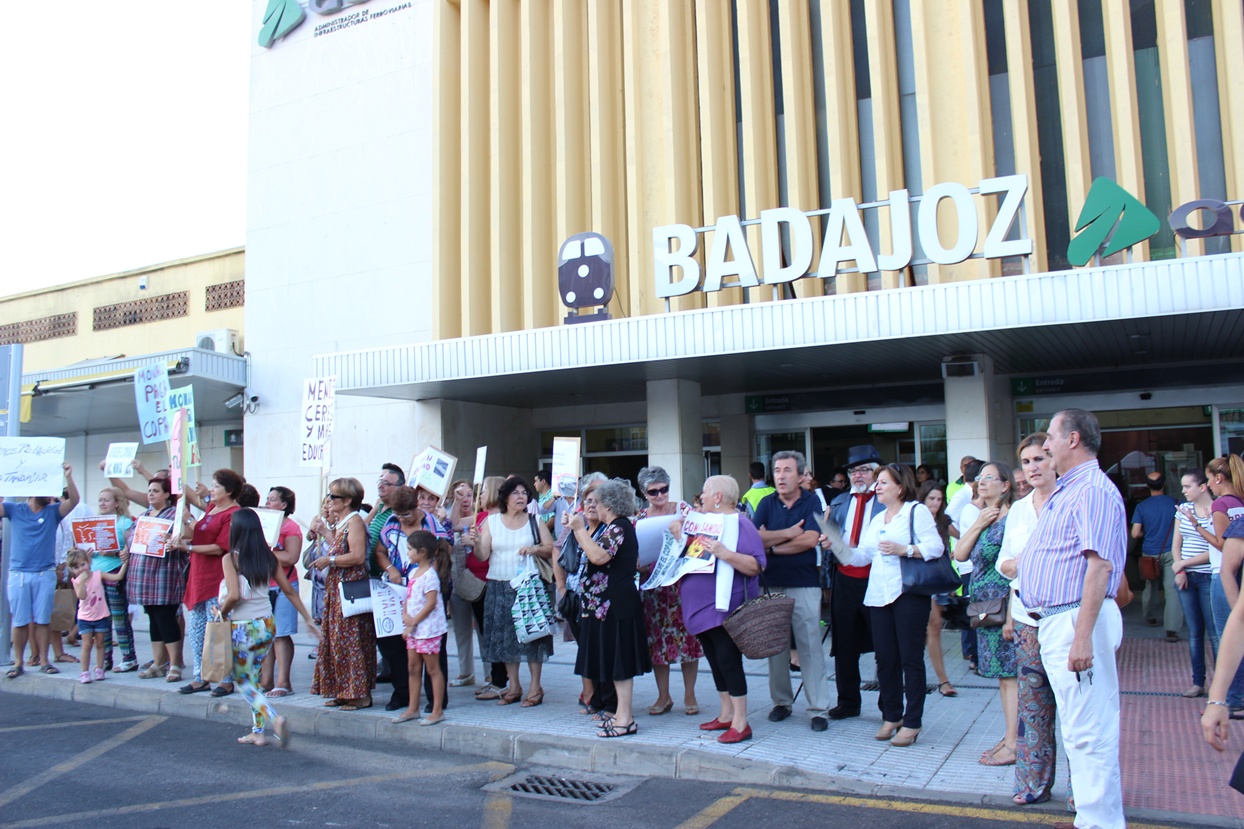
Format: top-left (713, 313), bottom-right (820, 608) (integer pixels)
top-left (635, 466), bottom-right (701, 717)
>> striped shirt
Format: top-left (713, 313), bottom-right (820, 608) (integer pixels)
top-left (1018, 459), bottom-right (1126, 608)
top-left (1175, 503), bottom-right (1213, 575)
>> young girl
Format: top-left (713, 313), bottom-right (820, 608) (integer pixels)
top-left (220, 510), bottom-right (320, 748)
top-left (69, 548), bottom-right (129, 683)
top-left (393, 530), bottom-right (449, 726)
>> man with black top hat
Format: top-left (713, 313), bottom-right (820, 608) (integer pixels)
top-left (824, 445), bottom-right (885, 719)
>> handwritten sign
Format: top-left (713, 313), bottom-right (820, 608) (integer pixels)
top-left (134, 363), bottom-right (171, 444)
top-left (130, 516), bottom-right (174, 558)
top-left (103, 442), bottom-right (139, 478)
top-left (411, 446), bottom-right (457, 501)
top-left (169, 407), bottom-right (189, 495)
top-left (250, 507), bottom-right (285, 548)
top-left (167, 386), bottom-right (201, 467)
top-left (300, 376), bottom-right (336, 468)
top-left (70, 516), bottom-right (120, 553)
top-left (0, 437), bottom-right (65, 497)
top-left (371, 579), bottom-right (407, 638)
top-left (551, 437), bottom-right (581, 498)
top-left (473, 446), bottom-right (487, 486)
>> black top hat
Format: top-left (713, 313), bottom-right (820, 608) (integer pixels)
top-left (845, 445), bottom-right (882, 469)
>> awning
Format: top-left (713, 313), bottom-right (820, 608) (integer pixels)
top-left (21, 347), bottom-right (249, 437)
top-left (315, 252), bottom-right (1244, 408)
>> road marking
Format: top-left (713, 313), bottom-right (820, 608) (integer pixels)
top-left (0, 761), bottom-right (514, 829)
top-left (673, 794), bottom-right (749, 829)
top-left (483, 792), bottom-right (512, 829)
top-left (0, 716), bottom-right (166, 810)
top-left (0, 716), bottom-right (153, 734)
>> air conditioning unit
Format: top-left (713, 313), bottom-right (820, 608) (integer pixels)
top-left (196, 328), bottom-right (240, 354)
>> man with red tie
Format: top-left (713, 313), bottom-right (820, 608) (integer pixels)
top-left (825, 445), bottom-right (885, 719)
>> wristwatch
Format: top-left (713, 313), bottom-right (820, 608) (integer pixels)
top-left (329, 555), bottom-right (337, 567)
top-left (905, 545), bottom-right (915, 558)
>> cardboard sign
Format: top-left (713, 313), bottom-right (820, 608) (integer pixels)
top-left (169, 407), bottom-right (189, 495)
top-left (551, 437), bottom-right (581, 498)
top-left (300, 376), bottom-right (336, 468)
top-left (134, 363), bottom-right (171, 445)
top-left (250, 507), bottom-right (285, 548)
top-left (0, 437), bottom-right (65, 497)
top-left (130, 516), bottom-right (174, 558)
top-left (473, 446), bottom-right (487, 486)
top-left (167, 386), bottom-right (201, 467)
top-left (70, 516), bottom-right (120, 554)
top-left (411, 446), bottom-right (457, 501)
top-left (103, 442), bottom-right (139, 478)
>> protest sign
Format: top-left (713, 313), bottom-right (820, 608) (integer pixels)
top-left (103, 442), bottom-right (139, 478)
top-left (641, 511), bottom-right (737, 589)
top-left (0, 437), bottom-right (65, 497)
top-left (70, 516), bottom-right (120, 553)
top-left (169, 407), bottom-right (189, 495)
top-left (411, 446), bottom-right (457, 500)
top-left (167, 386), bottom-right (201, 467)
top-left (371, 579), bottom-right (407, 638)
top-left (130, 516), bottom-right (174, 558)
top-left (134, 363), bottom-right (171, 444)
top-left (551, 437), bottom-right (580, 498)
top-left (635, 515), bottom-right (671, 568)
top-left (473, 446), bottom-right (487, 486)
top-left (300, 376), bottom-right (336, 468)
top-left (250, 507), bottom-right (285, 548)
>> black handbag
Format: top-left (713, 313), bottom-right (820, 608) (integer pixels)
top-left (899, 504), bottom-right (961, 596)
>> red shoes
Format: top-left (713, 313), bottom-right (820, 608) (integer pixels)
top-left (699, 717), bottom-right (731, 731)
top-left (718, 725), bottom-right (752, 744)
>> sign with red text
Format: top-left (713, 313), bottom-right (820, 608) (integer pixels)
top-left (134, 363), bottom-right (171, 444)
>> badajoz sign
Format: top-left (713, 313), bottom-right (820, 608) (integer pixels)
top-left (653, 175), bottom-right (1033, 299)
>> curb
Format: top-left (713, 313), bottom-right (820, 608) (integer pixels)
top-left (3, 673), bottom-right (1224, 828)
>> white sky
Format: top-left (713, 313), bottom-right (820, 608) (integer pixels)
top-left (0, 2), bottom-right (251, 298)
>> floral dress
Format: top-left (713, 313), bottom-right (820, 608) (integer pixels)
top-left (310, 527), bottom-right (377, 700)
top-left (970, 519), bottom-right (1017, 679)
top-left (638, 505), bottom-right (703, 665)
top-left (574, 518), bottom-right (652, 682)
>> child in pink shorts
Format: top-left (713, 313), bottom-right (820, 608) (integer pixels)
top-left (392, 531), bottom-right (448, 725)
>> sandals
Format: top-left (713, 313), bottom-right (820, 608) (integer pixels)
top-left (210, 684), bottom-right (235, 698)
top-left (54, 654), bottom-right (79, 664)
top-left (475, 685), bottom-right (502, 701)
top-left (268, 687), bottom-right (293, 698)
top-left (648, 700), bottom-right (673, 716)
top-left (165, 668), bottom-right (182, 683)
top-left (598, 720), bottom-right (638, 738)
top-left (5, 667), bottom-right (23, 679)
top-left (337, 699), bottom-right (372, 711)
top-left (521, 691), bottom-right (544, 708)
top-left (497, 688), bottom-right (524, 706)
top-left (39, 664), bottom-right (60, 675)
top-left (179, 682), bottom-right (211, 694)
top-left (981, 745), bottom-right (1017, 766)
top-left (1013, 792), bottom-right (1052, 806)
top-left (684, 705), bottom-right (699, 716)
top-left (578, 695), bottom-right (601, 715)
top-left (938, 681), bottom-right (958, 697)
top-left (138, 664), bottom-right (167, 679)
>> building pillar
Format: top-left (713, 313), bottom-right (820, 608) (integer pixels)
top-left (717, 394), bottom-right (751, 489)
top-left (646, 379), bottom-right (703, 504)
top-left (944, 354), bottom-right (997, 469)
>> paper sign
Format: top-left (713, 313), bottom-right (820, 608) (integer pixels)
top-left (473, 446), bottom-right (487, 486)
top-left (103, 442), bottom-right (139, 478)
top-left (814, 511), bottom-right (853, 567)
top-left (551, 437), bottom-right (581, 498)
top-left (169, 407), bottom-right (189, 495)
top-left (635, 515), bottom-right (672, 568)
top-left (411, 446), bottom-right (458, 501)
top-left (300, 376), bottom-right (336, 468)
top-left (130, 516), bottom-right (174, 558)
top-left (167, 386), bottom-right (200, 467)
top-left (70, 516), bottom-right (120, 553)
top-left (641, 511), bottom-right (737, 589)
top-left (371, 579), bottom-right (407, 638)
top-left (0, 436), bottom-right (65, 497)
top-left (251, 507), bottom-right (285, 548)
top-left (134, 363), bottom-right (171, 444)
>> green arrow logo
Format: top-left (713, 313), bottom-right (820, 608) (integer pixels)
top-left (259, 0), bottom-right (306, 49)
top-left (1066, 178), bottom-right (1161, 267)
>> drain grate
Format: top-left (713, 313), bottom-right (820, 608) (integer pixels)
top-left (508, 774), bottom-right (616, 802)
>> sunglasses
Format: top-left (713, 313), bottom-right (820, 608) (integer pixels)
top-left (328, 493), bottom-right (348, 502)
top-left (646, 486), bottom-right (670, 497)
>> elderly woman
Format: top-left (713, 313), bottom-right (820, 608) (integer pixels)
top-left (955, 460), bottom-right (1018, 766)
top-left (468, 476), bottom-right (507, 700)
top-left (126, 476), bottom-right (186, 682)
top-left (635, 466), bottom-right (700, 716)
top-left (261, 486), bottom-right (302, 697)
top-left (571, 477), bottom-right (651, 737)
top-left (304, 496), bottom-right (334, 658)
top-left (676, 475), bottom-right (764, 743)
top-left (310, 477), bottom-right (376, 710)
top-left (445, 480), bottom-right (480, 688)
top-left (560, 472), bottom-right (611, 714)
top-left (471, 476), bottom-right (555, 706)
top-left (853, 464), bottom-right (945, 747)
top-left (94, 486), bottom-right (137, 672)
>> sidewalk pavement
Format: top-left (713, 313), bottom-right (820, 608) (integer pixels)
top-left (4, 603), bottom-right (1237, 828)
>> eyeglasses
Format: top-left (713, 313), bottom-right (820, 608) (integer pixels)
top-left (848, 467), bottom-right (872, 476)
top-left (377, 479), bottom-right (397, 488)
top-left (646, 486), bottom-right (670, 497)
top-left (395, 512), bottom-right (413, 520)
top-left (582, 497), bottom-right (599, 505)
top-left (976, 475), bottom-right (1005, 484)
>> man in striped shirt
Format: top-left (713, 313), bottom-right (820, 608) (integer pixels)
top-left (1018, 408), bottom-right (1126, 829)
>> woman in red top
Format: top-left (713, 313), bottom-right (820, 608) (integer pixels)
top-left (171, 468), bottom-right (243, 694)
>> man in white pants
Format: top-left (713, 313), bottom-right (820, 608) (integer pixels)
top-left (1019, 408), bottom-right (1127, 829)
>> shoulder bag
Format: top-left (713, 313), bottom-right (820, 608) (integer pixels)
top-left (451, 540), bottom-right (486, 602)
top-left (899, 503), bottom-right (962, 596)
top-left (338, 576), bottom-right (373, 617)
top-left (527, 514), bottom-right (554, 583)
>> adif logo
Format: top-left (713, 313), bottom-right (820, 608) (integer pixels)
top-left (1066, 178), bottom-right (1161, 267)
top-left (259, 0), bottom-right (371, 49)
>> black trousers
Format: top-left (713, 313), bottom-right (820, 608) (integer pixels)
top-left (830, 571), bottom-right (872, 710)
top-left (697, 625), bottom-right (747, 698)
top-left (870, 592), bottom-right (932, 729)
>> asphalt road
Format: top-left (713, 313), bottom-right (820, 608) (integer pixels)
top-left (0, 691), bottom-right (1188, 829)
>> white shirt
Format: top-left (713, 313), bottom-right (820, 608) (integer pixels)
top-left (952, 502), bottom-right (980, 575)
top-left (858, 501), bottom-right (945, 608)
top-left (1175, 502), bottom-right (1214, 574)
top-left (946, 486), bottom-right (973, 528)
top-left (997, 494), bottom-right (1037, 626)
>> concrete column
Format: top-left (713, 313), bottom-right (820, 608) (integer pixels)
top-left (646, 379), bottom-right (703, 503)
top-left (716, 394), bottom-right (752, 489)
top-left (944, 354), bottom-right (997, 468)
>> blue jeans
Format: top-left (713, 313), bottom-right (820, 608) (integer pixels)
top-left (1210, 573), bottom-right (1244, 706)
top-left (1177, 571), bottom-right (1216, 687)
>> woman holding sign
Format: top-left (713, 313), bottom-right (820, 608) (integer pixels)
top-left (125, 476), bottom-right (185, 681)
top-left (94, 487), bottom-right (138, 672)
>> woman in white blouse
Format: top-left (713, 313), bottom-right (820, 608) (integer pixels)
top-left (853, 463), bottom-right (945, 748)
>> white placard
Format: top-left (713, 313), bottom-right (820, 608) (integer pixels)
top-left (250, 507), bottom-right (286, 548)
top-left (551, 436), bottom-right (581, 498)
top-left (411, 446), bottom-right (458, 501)
top-left (371, 579), bottom-right (407, 638)
top-left (103, 442), bottom-right (139, 478)
top-left (134, 363), bottom-right (171, 445)
top-left (473, 446), bottom-right (487, 486)
top-left (300, 376), bottom-right (336, 468)
top-left (0, 437), bottom-right (65, 497)
top-left (635, 515), bottom-right (672, 568)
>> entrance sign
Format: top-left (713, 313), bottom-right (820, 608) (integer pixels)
top-left (653, 175), bottom-right (1032, 298)
top-left (0, 437), bottom-right (65, 497)
top-left (134, 363), bottom-right (171, 444)
top-left (300, 376), bottom-right (336, 468)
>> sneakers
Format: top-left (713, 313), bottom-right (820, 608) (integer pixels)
top-left (92, 667), bottom-right (106, 682)
top-left (79, 671), bottom-right (92, 684)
